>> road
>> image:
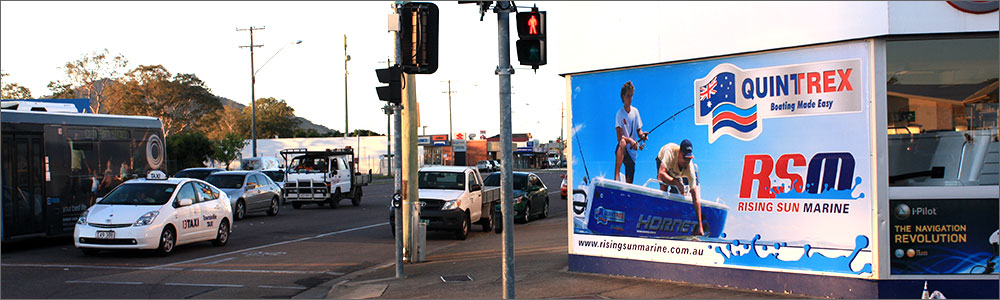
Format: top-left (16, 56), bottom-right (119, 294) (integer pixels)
top-left (0, 169), bottom-right (566, 299)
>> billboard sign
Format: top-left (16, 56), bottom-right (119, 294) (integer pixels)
top-left (569, 41), bottom-right (874, 276)
top-left (889, 199), bottom-right (999, 275)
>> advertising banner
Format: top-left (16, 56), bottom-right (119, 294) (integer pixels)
top-left (889, 199), bottom-right (1000, 275)
top-left (569, 41), bottom-right (874, 276)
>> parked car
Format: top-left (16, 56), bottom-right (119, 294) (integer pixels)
top-left (240, 156), bottom-right (282, 171)
top-left (389, 166), bottom-right (501, 239)
top-left (173, 168), bottom-right (225, 180)
top-left (484, 171), bottom-right (549, 224)
top-left (560, 174), bottom-right (568, 199)
top-left (74, 170), bottom-right (233, 256)
top-left (476, 160), bottom-right (492, 174)
top-left (206, 171), bottom-right (282, 220)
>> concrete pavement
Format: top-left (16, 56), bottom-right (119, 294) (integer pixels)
top-left (322, 213), bottom-right (812, 299)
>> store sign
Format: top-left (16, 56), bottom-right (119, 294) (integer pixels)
top-left (453, 139), bottom-right (467, 152)
top-left (417, 136), bottom-right (431, 145)
top-left (889, 199), bottom-right (999, 275)
top-left (569, 41), bottom-right (873, 277)
top-left (947, 1), bottom-right (999, 14)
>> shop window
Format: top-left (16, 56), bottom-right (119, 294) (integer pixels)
top-left (886, 36), bottom-right (998, 186)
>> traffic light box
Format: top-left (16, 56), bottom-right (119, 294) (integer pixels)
top-left (399, 2), bottom-right (439, 74)
top-left (375, 65), bottom-right (402, 104)
top-left (516, 8), bottom-right (546, 69)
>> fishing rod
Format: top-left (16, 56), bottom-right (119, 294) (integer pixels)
top-left (638, 104), bottom-right (694, 150)
top-left (575, 134), bottom-right (591, 186)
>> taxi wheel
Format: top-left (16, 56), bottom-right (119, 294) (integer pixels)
top-left (292, 202), bottom-right (302, 209)
top-left (234, 200), bottom-right (246, 220)
top-left (267, 197), bottom-right (280, 216)
top-left (80, 248), bottom-right (100, 256)
top-left (155, 227), bottom-right (176, 256)
top-left (212, 220), bottom-right (230, 246)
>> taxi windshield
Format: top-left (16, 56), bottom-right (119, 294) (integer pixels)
top-left (206, 174), bottom-right (245, 189)
top-left (99, 183), bottom-right (177, 205)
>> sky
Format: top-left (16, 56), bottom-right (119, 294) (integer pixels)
top-left (2, 1), bottom-right (993, 143)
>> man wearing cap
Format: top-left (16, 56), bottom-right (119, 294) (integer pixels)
top-left (656, 139), bottom-right (705, 236)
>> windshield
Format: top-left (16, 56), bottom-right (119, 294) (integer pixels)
top-left (99, 183), bottom-right (177, 205)
top-left (262, 170), bottom-right (284, 182)
top-left (288, 156), bottom-right (328, 173)
top-left (418, 171), bottom-right (465, 190)
top-left (206, 174), bottom-right (245, 189)
top-left (174, 170), bottom-right (216, 180)
top-left (483, 173), bottom-right (528, 191)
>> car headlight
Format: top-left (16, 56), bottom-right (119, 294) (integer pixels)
top-left (442, 199), bottom-right (461, 210)
top-left (134, 211), bottom-right (159, 226)
top-left (77, 208), bottom-right (91, 225)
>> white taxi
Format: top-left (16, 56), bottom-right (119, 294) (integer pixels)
top-left (74, 170), bottom-right (233, 256)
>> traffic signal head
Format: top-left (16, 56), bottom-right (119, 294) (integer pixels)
top-left (515, 10), bottom-right (546, 68)
top-left (516, 10), bottom-right (545, 38)
top-left (399, 2), bottom-right (439, 74)
top-left (375, 66), bottom-right (402, 104)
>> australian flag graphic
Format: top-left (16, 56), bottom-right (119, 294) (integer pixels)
top-left (695, 70), bottom-right (761, 143)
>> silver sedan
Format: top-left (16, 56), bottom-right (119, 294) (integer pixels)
top-left (206, 171), bottom-right (282, 220)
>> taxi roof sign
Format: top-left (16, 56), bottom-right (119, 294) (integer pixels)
top-left (146, 170), bottom-right (168, 180)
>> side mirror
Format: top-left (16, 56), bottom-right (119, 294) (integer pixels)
top-left (470, 184), bottom-right (482, 192)
top-left (178, 198), bottom-right (194, 207)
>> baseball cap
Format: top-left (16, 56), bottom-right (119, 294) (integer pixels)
top-left (680, 139), bottom-right (694, 159)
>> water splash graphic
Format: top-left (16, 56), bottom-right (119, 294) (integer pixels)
top-left (772, 177), bottom-right (865, 200)
top-left (710, 234), bottom-right (872, 275)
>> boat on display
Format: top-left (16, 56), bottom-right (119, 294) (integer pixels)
top-left (573, 177), bottom-right (730, 239)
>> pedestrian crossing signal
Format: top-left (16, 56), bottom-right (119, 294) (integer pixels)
top-left (515, 9), bottom-right (546, 68)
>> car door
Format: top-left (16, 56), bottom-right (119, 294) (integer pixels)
top-left (254, 174), bottom-right (275, 206)
top-left (194, 182), bottom-right (223, 241)
top-left (334, 157), bottom-right (351, 193)
top-left (172, 182), bottom-right (202, 244)
top-left (244, 174), bottom-right (263, 211)
top-left (466, 170), bottom-right (482, 221)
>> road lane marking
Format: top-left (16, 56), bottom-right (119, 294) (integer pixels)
top-left (165, 282), bottom-right (244, 288)
top-left (3, 263), bottom-right (341, 275)
top-left (258, 285), bottom-right (308, 290)
top-left (66, 280), bottom-right (143, 285)
top-left (148, 222), bottom-right (387, 269)
top-left (201, 257), bottom-right (236, 265)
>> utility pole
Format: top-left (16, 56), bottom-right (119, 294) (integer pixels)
top-left (443, 80), bottom-right (455, 143)
top-left (495, 1), bottom-right (516, 298)
top-left (345, 34), bottom-right (351, 136)
top-left (389, 3), bottom-right (404, 278)
top-left (238, 26), bottom-right (265, 157)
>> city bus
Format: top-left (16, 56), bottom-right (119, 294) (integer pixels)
top-left (2, 108), bottom-right (166, 241)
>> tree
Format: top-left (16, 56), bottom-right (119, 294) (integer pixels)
top-left (237, 97), bottom-right (300, 138)
top-left (348, 129), bottom-right (384, 137)
top-left (1, 71), bottom-right (32, 99)
top-left (212, 133), bottom-right (248, 170)
top-left (46, 49), bottom-right (128, 113)
top-left (105, 65), bottom-right (222, 136)
top-left (207, 104), bottom-right (244, 140)
top-left (166, 131), bottom-right (214, 170)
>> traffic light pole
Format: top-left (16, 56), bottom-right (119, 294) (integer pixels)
top-left (391, 3), bottom-right (404, 278)
top-left (495, 1), bottom-right (516, 298)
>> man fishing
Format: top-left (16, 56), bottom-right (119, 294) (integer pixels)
top-left (656, 139), bottom-right (705, 236)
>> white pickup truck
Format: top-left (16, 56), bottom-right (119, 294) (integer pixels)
top-left (280, 147), bottom-right (371, 209)
top-left (389, 166), bottom-right (501, 240)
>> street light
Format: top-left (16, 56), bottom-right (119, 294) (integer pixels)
top-left (246, 39), bottom-right (302, 157)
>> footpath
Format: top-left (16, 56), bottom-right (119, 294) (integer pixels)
top-left (317, 215), bottom-right (810, 299)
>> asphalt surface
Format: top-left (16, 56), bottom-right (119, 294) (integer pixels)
top-left (0, 169), bottom-right (562, 298)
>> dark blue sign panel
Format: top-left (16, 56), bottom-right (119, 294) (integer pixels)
top-left (889, 198), bottom-right (999, 274)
